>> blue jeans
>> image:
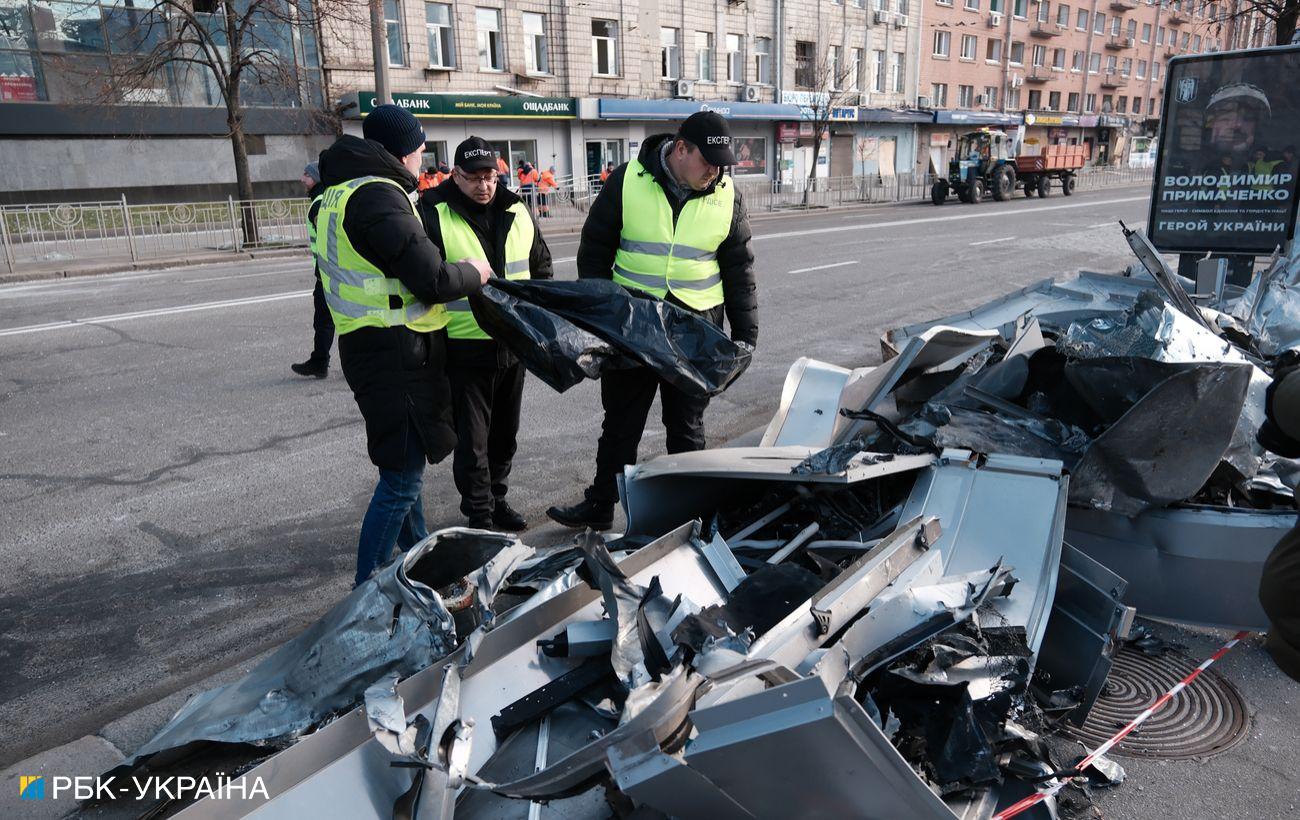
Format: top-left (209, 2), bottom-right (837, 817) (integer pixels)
top-left (354, 434), bottom-right (429, 587)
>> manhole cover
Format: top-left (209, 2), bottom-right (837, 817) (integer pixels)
top-left (1064, 645), bottom-right (1250, 760)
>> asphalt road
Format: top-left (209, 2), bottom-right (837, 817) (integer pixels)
top-left (4, 186), bottom-right (1262, 805)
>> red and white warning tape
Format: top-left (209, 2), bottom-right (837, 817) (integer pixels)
top-left (992, 630), bottom-right (1251, 820)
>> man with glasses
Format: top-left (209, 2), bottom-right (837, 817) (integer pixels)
top-left (547, 111), bottom-right (758, 531)
top-left (419, 137), bottom-right (553, 532)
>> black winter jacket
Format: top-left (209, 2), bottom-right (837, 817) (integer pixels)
top-left (419, 179), bottom-right (554, 368)
top-left (316, 135), bottom-right (483, 470)
top-left (575, 134), bottom-right (758, 347)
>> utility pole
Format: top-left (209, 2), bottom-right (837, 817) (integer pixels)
top-left (370, 0), bottom-right (392, 105)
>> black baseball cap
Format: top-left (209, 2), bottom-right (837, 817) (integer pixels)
top-left (677, 111), bottom-right (736, 166)
top-left (455, 136), bottom-right (498, 172)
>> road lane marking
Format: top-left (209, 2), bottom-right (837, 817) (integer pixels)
top-left (1089, 221), bottom-right (1117, 228)
top-left (0, 290), bottom-right (310, 337)
top-left (554, 256), bottom-right (577, 264)
top-left (969, 236), bottom-right (1016, 246)
top-left (755, 195), bottom-right (1148, 242)
top-left (788, 260), bottom-right (859, 274)
top-left (187, 269), bottom-right (306, 284)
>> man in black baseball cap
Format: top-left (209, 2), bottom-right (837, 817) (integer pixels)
top-left (454, 136), bottom-right (499, 175)
top-left (546, 109), bottom-right (758, 532)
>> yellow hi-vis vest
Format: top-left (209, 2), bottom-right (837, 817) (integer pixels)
top-left (311, 176), bottom-right (449, 335)
top-left (611, 159), bottom-right (733, 311)
top-left (437, 200), bottom-right (535, 340)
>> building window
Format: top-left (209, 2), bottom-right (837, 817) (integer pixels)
top-left (828, 45), bottom-right (841, 89)
top-left (1031, 44), bottom-right (1046, 66)
top-left (1072, 49), bottom-right (1083, 70)
top-left (1126, 18), bottom-right (1137, 38)
top-left (958, 84), bottom-right (974, 107)
top-left (874, 49), bottom-right (887, 92)
top-left (754, 37), bottom-right (771, 84)
top-left (1149, 96), bottom-right (1155, 113)
top-left (1057, 3), bottom-right (1070, 25)
top-left (591, 19), bottom-right (618, 76)
top-left (695, 30), bottom-right (713, 81)
top-left (965, 0), bottom-right (979, 10)
top-left (795, 40), bottom-right (814, 88)
top-left (937, 0), bottom-right (952, 6)
top-left (1007, 88), bottom-right (1021, 108)
top-left (1052, 47), bottom-right (1065, 69)
top-left (1028, 89), bottom-right (1042, 109)
top-left (725, 33), bottom-right (742, 83)
top-left (1153, 60), bottom-right (1161, 79)
top-left (961, 34), bottom-right (978, 60)
top-left (1013, 0), bottom-right (1027, 16)
top-left (475, 7), bottom-right (502, 71)
top-left (1037, 0), bottom-right (1049, 22)
top-left (1142, 22), bottom-right (1151, 42)
top-left (1068, 91), bottom-right (1080, 111)
top-left (1106, 54), bottom-right (1117, 72)
top-left (983, 85), bottom-right (998, 107)
top-left (1132, 96), bottom-right (1142, 114)
top-left (1194, 34), bottom-right (1202, 50)
top-left (1009, 40), bottom-right (1025, 64)
top-left (990, 0), bottom-right (1003, 11)
top-left (899, 0), bottom-right (910, 13)
top-left (1076, 8), bottom-right (1088, 29)
top-left (1117, 95), bottom-right (1127, 113)
top-left (892, 51), bottom-right (905, 92)
top-left (1110, 15), bottom-right (1120, 36)
top-left (385, 0), bottom-right (405, 67)
top-left (425, 2), bottom-right (454, 68)
top-left (661, 27), bottom-right (679, 80)
top-left (850, 47), bottom-right (863, 91)
top-left (1121, 56), bottom-right (1132, 74)
top-left (1137, 59), bottom-right (1146, 78)
top-left (877, 0), bottom-right (889, 8)
top-left (1085, 92), bottom-right (1097, 112)
top-left (1102, 93), bottom-right (1113, 111)
top-left (522, 12), bottom-right (548, 74)
top-left (1089, 52), bottom-right (1101, 72)
top-left (1048, 90), bottom-right (1061, 109)
top-left (987, 38), bottom-right (1003, 62)
top-left (931, 82), bottom-right (948, 106)
top-left (1157, 26), bottom-right (1165, 45)
top-left (933, 30), bottom-right (951, 57)
top-left (1093, 12), bottom-right (1105, 34)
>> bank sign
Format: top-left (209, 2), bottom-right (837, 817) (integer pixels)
top-left (355, 92), bottom-right (576, 119)
top-left (1148, 46), bottom-right (1300, 254)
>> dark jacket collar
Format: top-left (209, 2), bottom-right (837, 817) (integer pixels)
top-left (421, 176), bottom-right (523, 221)
top-left (318, 135), bottom-right (418, 192)
top-left (636, 133), bottom-right (725, 199)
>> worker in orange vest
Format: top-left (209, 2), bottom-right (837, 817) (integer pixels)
top-left (495, 153), bottom-right (510, 188)
top-left (517, 161), bottom-right (540, 210)
top-left (432, 162), bottom-right (450, 187)
top-left (417, 166), bottom-right (438, 191)
top-left (537, 165), bottom-right (556, 217)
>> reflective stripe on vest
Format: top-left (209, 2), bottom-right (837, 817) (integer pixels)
top-left (436, 200), bottom-right (534, 341)
top-left (611, 158), bottom-right (733, 310)
top-left (307, 194), bottom-right (322, 245)
top-left (310, 176), bottom-right (449, 335)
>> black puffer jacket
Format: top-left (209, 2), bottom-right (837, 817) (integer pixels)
top-left (575, 133), bottom-right (758, 347)
top-left (317, 135), bottom-right (483, 470)
top-left (419, 179), bottom-right (554, 368)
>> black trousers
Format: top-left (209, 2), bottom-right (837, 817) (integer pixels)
top-left (447, 360), bottom-right (526, 518)
top-left (309, 272), bottom-right (335, 365)
top-left (588, 366), bottom-right (710, 505)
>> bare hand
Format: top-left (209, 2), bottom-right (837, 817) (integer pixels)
top-left (468, 258), bottom-right (493, 285)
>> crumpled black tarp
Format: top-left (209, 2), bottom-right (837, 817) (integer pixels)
top-left (119, 530), bottom-right (527, 769)
top-left (472, 279), bottom-right (753, 398)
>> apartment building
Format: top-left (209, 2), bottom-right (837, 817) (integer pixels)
top-left (917, 0), bottom-right (1246, 170)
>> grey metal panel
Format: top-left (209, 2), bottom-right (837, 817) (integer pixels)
top-left (683, 677), bottom-right (957, 819)
top-left (1065, 505), bottom-right (1294, 630)
top-left (608, 742), bottom-right (755, 819)
top-left (900, 450), bottom-right (1068, 654)
top-left (0, 102), bottom-right (326, 136)
top-left (178, 523), bottom-right (737, 820)
top-left (759, 357), bottom-right (852, 447)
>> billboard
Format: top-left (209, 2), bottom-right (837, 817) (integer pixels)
top-left (732, 137), bottom-right (768, 176)
top-left (1148, 46), bottom-right (1300, 255)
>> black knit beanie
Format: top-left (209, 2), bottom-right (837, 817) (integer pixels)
top-left (363, 104), bottom-right (426, 160)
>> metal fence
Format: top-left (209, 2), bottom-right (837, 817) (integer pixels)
top-left (1, 166), bottom-right (1155, 275)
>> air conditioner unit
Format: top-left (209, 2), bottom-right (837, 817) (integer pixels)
top-left (987, 12), bottom-right (1003, 26)
top-left (872, 10), bottom-right (889, 23)
top-left (894, 14), bottom-right (908, 27)
top-left (673, 79), bottom-right (695, 99)
top-left (742, 84), bottom-right (761, 102)
top-left (917, 95), bottom-right (932, 108)
top-left (1011, 74), bottom-right (1024, 87)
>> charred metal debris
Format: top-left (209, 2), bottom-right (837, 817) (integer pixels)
top-left (118, 230), bottom-right (1300, 819)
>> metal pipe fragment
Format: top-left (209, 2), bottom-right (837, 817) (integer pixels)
top-left (766, 522), bottom-right (821, 565)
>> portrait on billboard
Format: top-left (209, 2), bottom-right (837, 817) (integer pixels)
top-left (731, 137), bottom-right (768, 176)
top-left (1149, 46), bottom-right (1300, 255)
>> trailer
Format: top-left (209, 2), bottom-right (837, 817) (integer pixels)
top-left (1014, 143), bottom-right (1086, 198)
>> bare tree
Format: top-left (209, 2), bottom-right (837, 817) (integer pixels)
top-left (61, 0), bottom-right (362, 205)
top-left (793, 46), bottom-right (860, 203)
top-left (1216, 0), bottom-right (1297, 46)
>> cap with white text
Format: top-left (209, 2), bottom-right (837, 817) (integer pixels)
top-left (677, 111), bottom-right (736, 167)
top-left (455, 136), bottom-right (498, 172)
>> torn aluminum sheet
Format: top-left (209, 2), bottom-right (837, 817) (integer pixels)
top-left (120, 529), bottom-right (530, 771)
top-left (620, 445), bottom-right (934, 540)
top-left (1067, 363), bottom-right (1252, 515)
top-left (174, 522), bottom-right (739, 819)
top-left (1233, 250), bottom-right (1300, 358)
top-left (1120, 224), bottom-right (1217, 333)
top-left (1066, 504), bottom-right (1290, 631)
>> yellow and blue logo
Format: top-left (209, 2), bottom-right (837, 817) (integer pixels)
top-left (19, 775), bottom-right (45, 800)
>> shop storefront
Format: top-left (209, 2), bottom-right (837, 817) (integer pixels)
top-left (1022, 112), bottom-right (1094, 158)
top-left (339, 92), bottom-right (578, 178)
top-left (852, 109), bottom-right (931, 178)
top-left (922, 111), bottom-right (1024, 175)
top-left (1096, 113), bottom-right (1134, 167)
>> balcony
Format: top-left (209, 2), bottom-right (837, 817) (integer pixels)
top-left (1168, 9), bottom-right (1189, 24)
top-left (1100, 69), bottom-right (1129, 88)
top-left (1105, 34), bottom-right (1135, 50)
top-left (1029, 20), bottom-right (1063, 38)
top-left (1109, 0), bottom-right (1137, 9)
top-left (1026, 67), bottom-right (1052, 82)
top-left (1164, 47), bottom-right (1181, 60)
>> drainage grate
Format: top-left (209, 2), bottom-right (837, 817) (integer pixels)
top-left (1064, 644), bottom-right (1251, 760)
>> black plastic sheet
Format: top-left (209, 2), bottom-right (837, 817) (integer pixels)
top-left (473, 279), bottom-right (753, 398)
